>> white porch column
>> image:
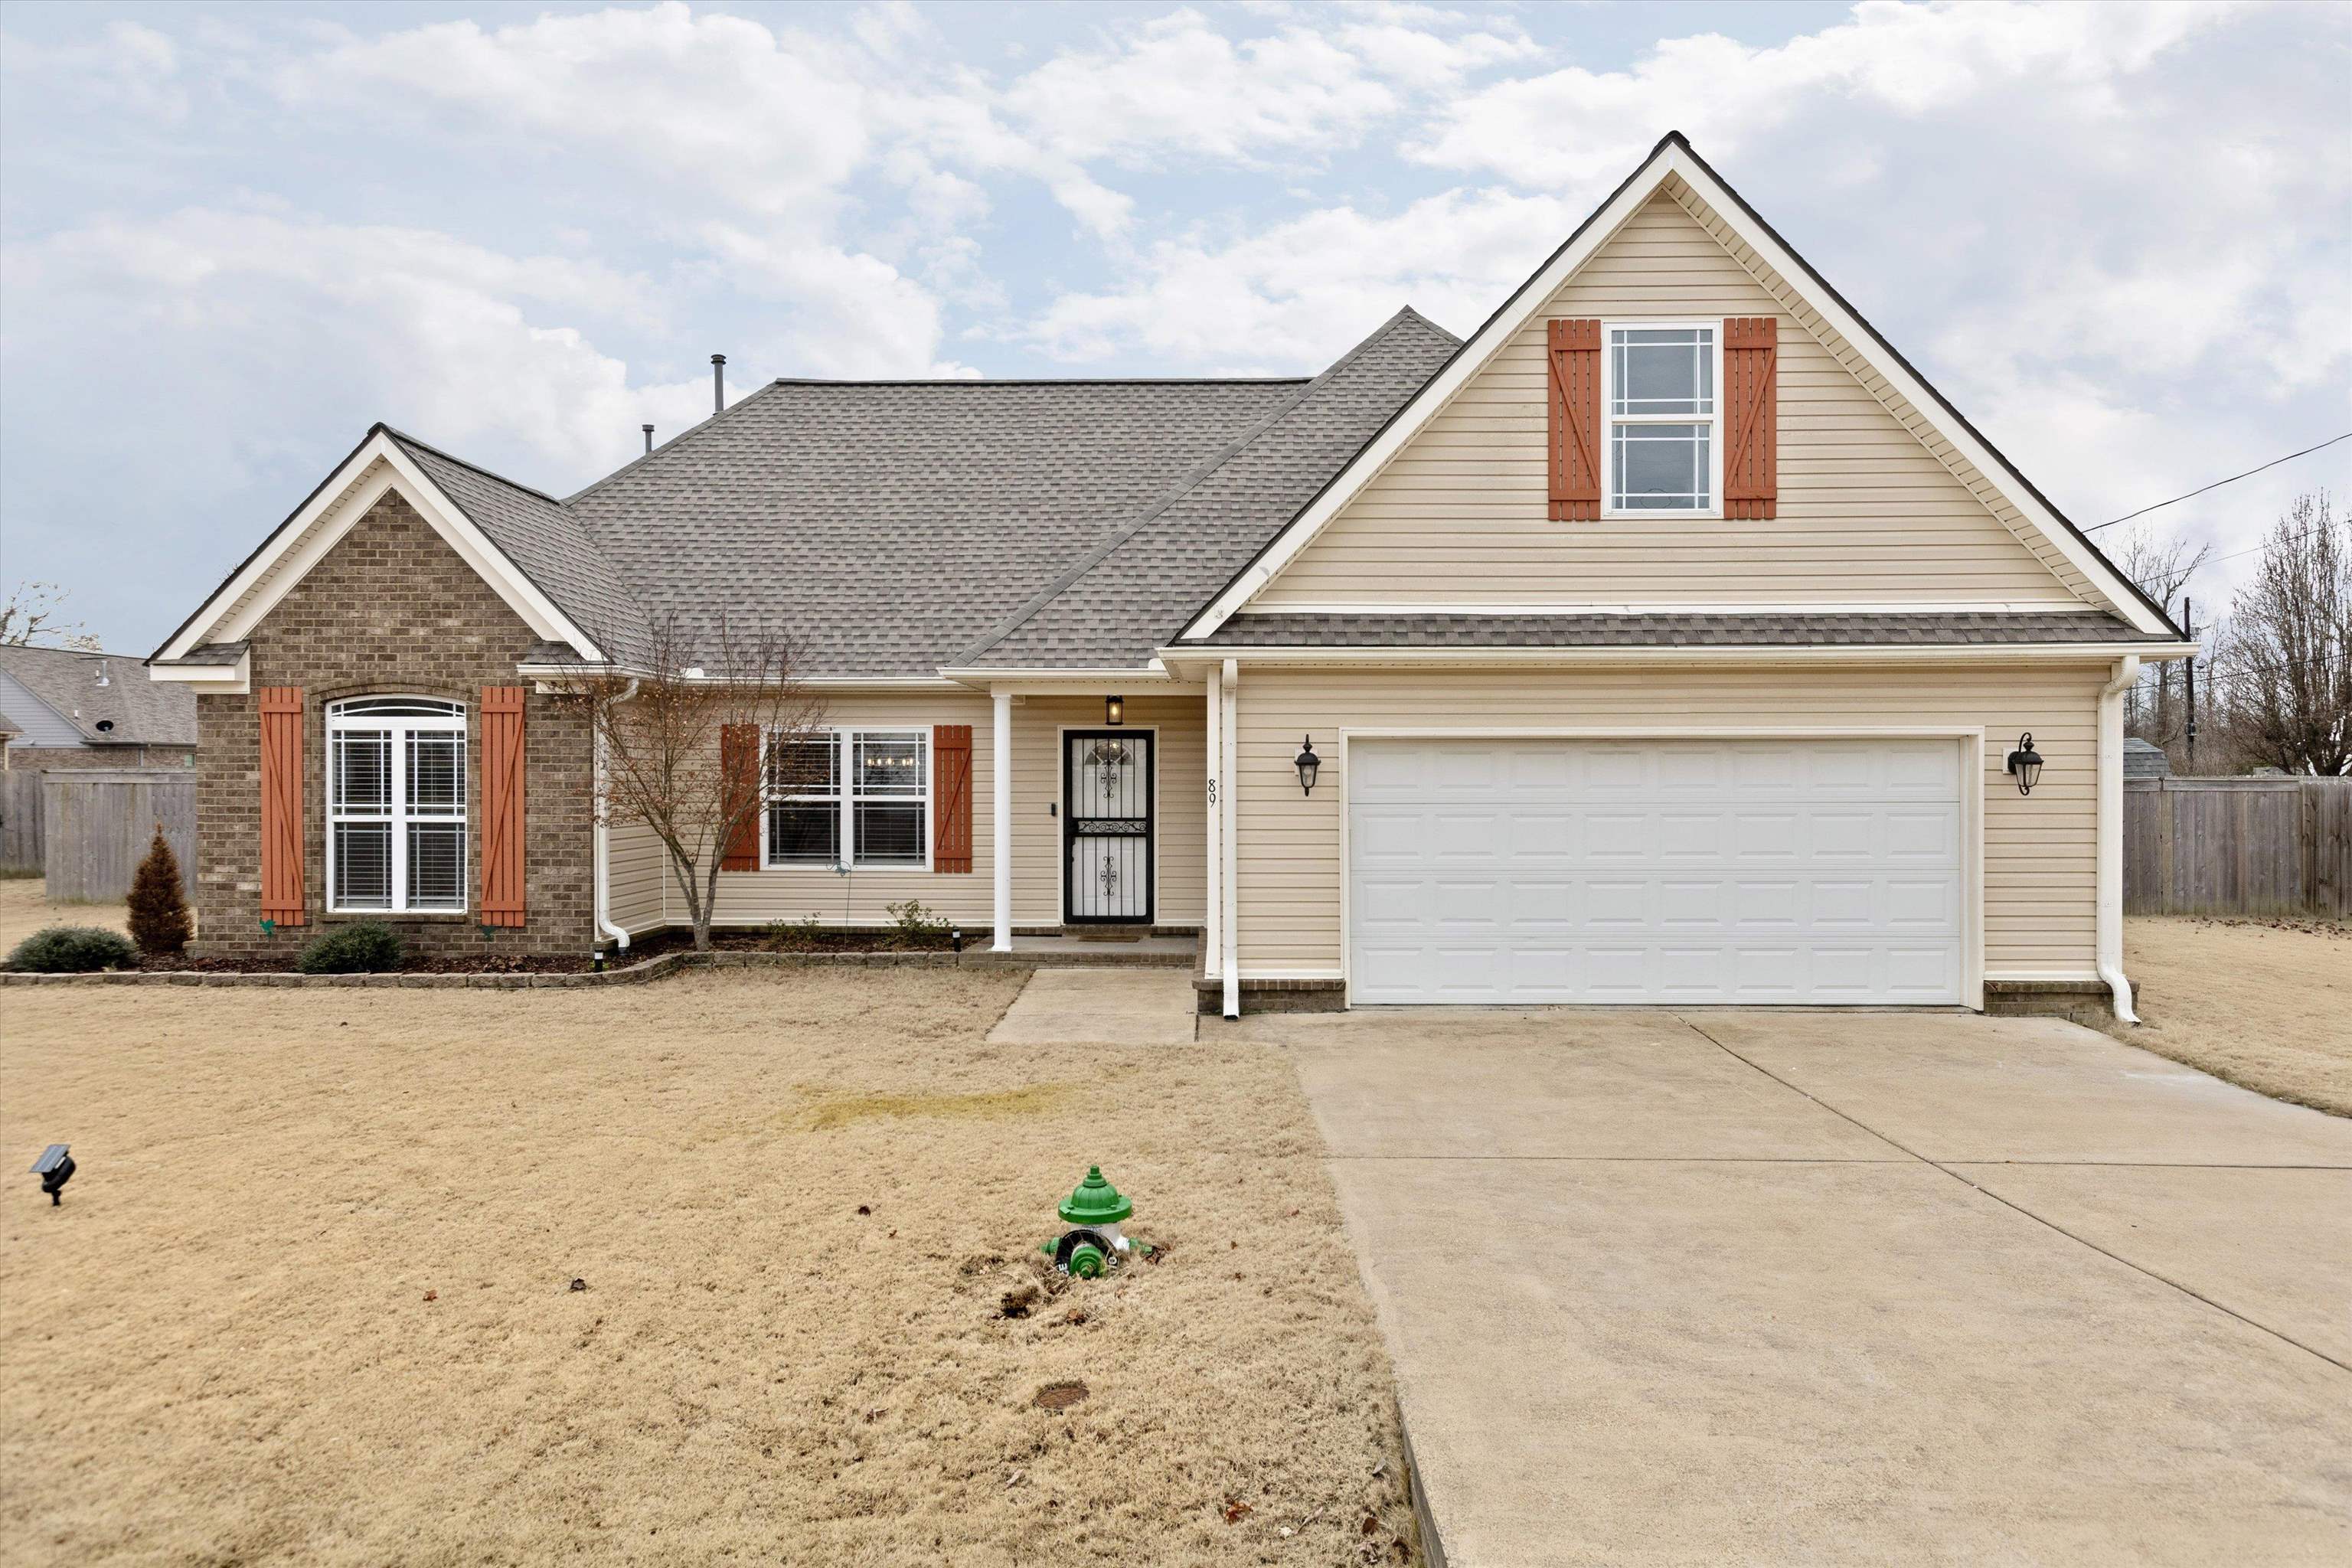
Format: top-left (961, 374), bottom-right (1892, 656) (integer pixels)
top-left (1220, 659), bottom-right (1240, 1019)
top-left (1202, 674), bottom-right (1223, 975)
top-left (2096, 655), bottom-right (2141, 1023)
top-left (991, 687), bottom-right (1014, 952)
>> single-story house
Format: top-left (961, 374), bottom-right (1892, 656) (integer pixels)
top-left (148, 133), bottom-right (2190, 1018)
top-left (1, 642), bottom-right (196, 770)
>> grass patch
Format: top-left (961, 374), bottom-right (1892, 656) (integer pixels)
top-left (0, 866), bottom-right (43, 880)
top-left (792, 1080), bottom-right (1080, 1130)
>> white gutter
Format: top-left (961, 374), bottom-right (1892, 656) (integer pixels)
top-left (2096, 655), bottom-right (2141, 1023)
top-left (592, 678), bottom-right (640, 953)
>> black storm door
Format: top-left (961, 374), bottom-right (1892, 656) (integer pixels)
top-left (1064, 730), bottom-right (1153, 923)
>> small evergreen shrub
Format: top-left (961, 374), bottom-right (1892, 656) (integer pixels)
top-left (7, 925), bottom-right (138, 972)
top-left (126, 825), bottom-right (194, 957)
top-left (296, 922), bottom-right (404, 974)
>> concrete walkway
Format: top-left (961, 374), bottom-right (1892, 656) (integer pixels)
top-left (1226, 1006), bottom-right (2352, 1567)
top-left (985, 967), bottom-right (1199, 1044)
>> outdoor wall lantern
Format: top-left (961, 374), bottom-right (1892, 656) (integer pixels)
top-left (1104, 694), bottom-right (1125, 727)
top-left (2005, 733), bottom-right (2044, 796)
top-left (1293, 735), bottom-right (1321, 796)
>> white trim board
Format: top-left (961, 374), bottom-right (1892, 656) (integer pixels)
top-left (1180, 135), bottom-right (2171, 642)
top-left (156, 429), bottom-right (604, 665)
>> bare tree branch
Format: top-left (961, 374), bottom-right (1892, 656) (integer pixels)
top-left (2206, 491), bottom-right (2350, 776)
top-left (0, 580), bottom-right (104, 650)
top-left (577, 613), bottom-right (826, 952)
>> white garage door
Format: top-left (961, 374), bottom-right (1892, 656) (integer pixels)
top-left (1348, 737), bottom-right (1964, 1005)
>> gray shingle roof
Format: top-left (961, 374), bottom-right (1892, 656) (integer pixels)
top-left (562, 377), bottom-right (1306, 677)
top-left (961, 309), bottom-right (1464, 668)
top-left (1189, 612), bottom-right (2167, 648)
top-left (0, 642), bottom-right (197, 746)
top-left (388, 432), bottom-right (655, 665)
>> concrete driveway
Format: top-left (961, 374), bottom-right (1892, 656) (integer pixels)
top-left (1224, 1008), bottom-right (2352, 1567)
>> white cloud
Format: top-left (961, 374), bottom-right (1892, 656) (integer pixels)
top-left (1411, 0), bottom-right (2238, 192)
top-left (2, 209), bottom-right (703, 479)
top-left (0, 18), bottom-right (187, 121)
top-left (1024, 186), bottom-right (1572, 367)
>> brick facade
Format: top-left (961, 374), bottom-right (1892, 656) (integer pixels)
top-left (192, 490), bottom-right (596, 960)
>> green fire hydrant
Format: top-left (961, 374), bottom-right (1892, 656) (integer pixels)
top-left (1040, 1165), bottom-right (1147, 1279)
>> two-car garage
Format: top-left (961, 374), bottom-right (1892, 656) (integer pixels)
top-left (1345, 736), bottom-right (1968, 1006)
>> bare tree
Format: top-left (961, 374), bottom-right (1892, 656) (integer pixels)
top-left (579, 614), bottom-right (825, 952)
top-left (2112, 524), bottom-right (2210, 759)
top-left (2207, 491), bottom-right (2350, 776)
top-left (0, 580), bottom-right (103, 650)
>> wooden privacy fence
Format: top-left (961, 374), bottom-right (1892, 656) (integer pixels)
top-left (2125, 776), bottom-right (2352, 918)
top-left (1, 770), bottom-right (42, 874)
top-left (39, 769), bottom-right (196, 903)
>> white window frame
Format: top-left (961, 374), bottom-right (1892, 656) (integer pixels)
top-left (325, 696), bottom-right (469, 914)
top-left (763, 726), bottom-right (931, 872)
top-left (1600, 320), bottom-right (1723, 519)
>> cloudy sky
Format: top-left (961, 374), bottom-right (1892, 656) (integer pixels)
top-left (2, 0), bottom-right (2346, 652)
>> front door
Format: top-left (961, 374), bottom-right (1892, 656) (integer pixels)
top-left (1064, 730), bottom-right (1154, 923)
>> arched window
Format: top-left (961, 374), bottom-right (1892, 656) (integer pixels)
top-left (328, 697), bottom-right (467, 913)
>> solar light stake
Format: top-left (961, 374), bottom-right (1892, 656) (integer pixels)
top-left (30, 1145), bottom-right (74, 1206)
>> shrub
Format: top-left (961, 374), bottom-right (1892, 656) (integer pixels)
top-left (763, 916), bottom-right (826, 952)
top-left (126, 824), bottom-right (194, 957)
top-left (296, 922), bottom-right (404, 974)
top-left (7, 925), bottom-right (138, 972)
top-left (884, 899), bottom-right (949, 947)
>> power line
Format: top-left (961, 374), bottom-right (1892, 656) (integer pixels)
top-left (2130, 525), bottom-right (2324, 586)
top-left (2086, 432), bottom-right (2351, 533)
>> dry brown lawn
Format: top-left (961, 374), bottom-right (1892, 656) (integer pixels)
top-left (2122, 916), bottom-right (2352, 1116)
top-left (0, 969), bottom-right (1419, 1566)
top-left (0, 876), bottom-right (128, 955)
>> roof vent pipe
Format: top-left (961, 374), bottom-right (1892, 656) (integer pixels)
top-left (642, 423), bottom-right (655, 454)
top-left (711, 354), bottom-right (726, 414)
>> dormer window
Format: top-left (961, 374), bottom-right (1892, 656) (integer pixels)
top-left (1604, 323), bottom-right (1720, 514)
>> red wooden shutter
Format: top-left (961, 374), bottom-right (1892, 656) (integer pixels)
top-left (1723, 316), bottom-right (1779, 520)
top-left (719, 723), bottom-right (761, 872)
top-left (479, 686), bottom-right (527, 926)
top-left (258, 686), bottom-right (307, 927)
top-left (932, 724), bottom-right (973, 873)
top-left (1547, 318), bottom-right (1602, 521)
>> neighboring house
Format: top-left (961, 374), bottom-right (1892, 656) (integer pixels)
top-left (2123, 737), bottom-right (2172, 780)
top-left (0, 642), bottom-right (196, 770)
top-left (148, 133), bottom-right (2189, 1019)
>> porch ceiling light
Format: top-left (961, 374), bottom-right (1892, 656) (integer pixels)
top-left (1104, 694), bottom-right (1125, 727)
top-left (2005, 733), bottom-right (2043, 795)
top-left (1293, 735), bottom-right (1321, 796)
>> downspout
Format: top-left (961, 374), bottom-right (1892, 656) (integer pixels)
top-left (2096, 656), bottom-right (2140, 1023)
top-left (593, 678), bottom-right (641, 953)
top-left (1220, 659), bottom-right (1240, 1021)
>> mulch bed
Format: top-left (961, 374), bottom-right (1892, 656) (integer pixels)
top-left (18, 926), bottom-right (964, 977)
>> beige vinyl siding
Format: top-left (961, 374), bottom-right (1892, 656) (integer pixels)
top-left (688, 690), bottom-right (1204, 930)
top-left (606, 816), bottom-right (666, 933)
top-left (1229, 664), bottom-right (2102, 980)
top-left (1255, 185), bottom-right (2094, 611)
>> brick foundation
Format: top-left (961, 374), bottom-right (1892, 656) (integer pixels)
top-left (191, 491), bottom-right (595, 961)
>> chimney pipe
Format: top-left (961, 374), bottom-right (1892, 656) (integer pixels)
top-left (642, 423), bottom-right (655, 455)
top-left (711, 353), bottom-right (726, 414)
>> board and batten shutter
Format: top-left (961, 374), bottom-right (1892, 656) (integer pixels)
top-left (1546, 318), bottom-right (1602, 521)
top-left (719, 723), bottom-right (761, 872)
top-left (1723, 316), bottom-right (1779, 519)
top-left (479, 686), bottom-right (527, 926)
top-left (932, 724), bottom-right (974, 873)
top-left (258, 686), bottom-right (307, 927)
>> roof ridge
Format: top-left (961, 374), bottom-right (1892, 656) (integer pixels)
top-left (952, 305), bottom-right (1455, 665)
top-left (381, 426), bottom-right (565, 506)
